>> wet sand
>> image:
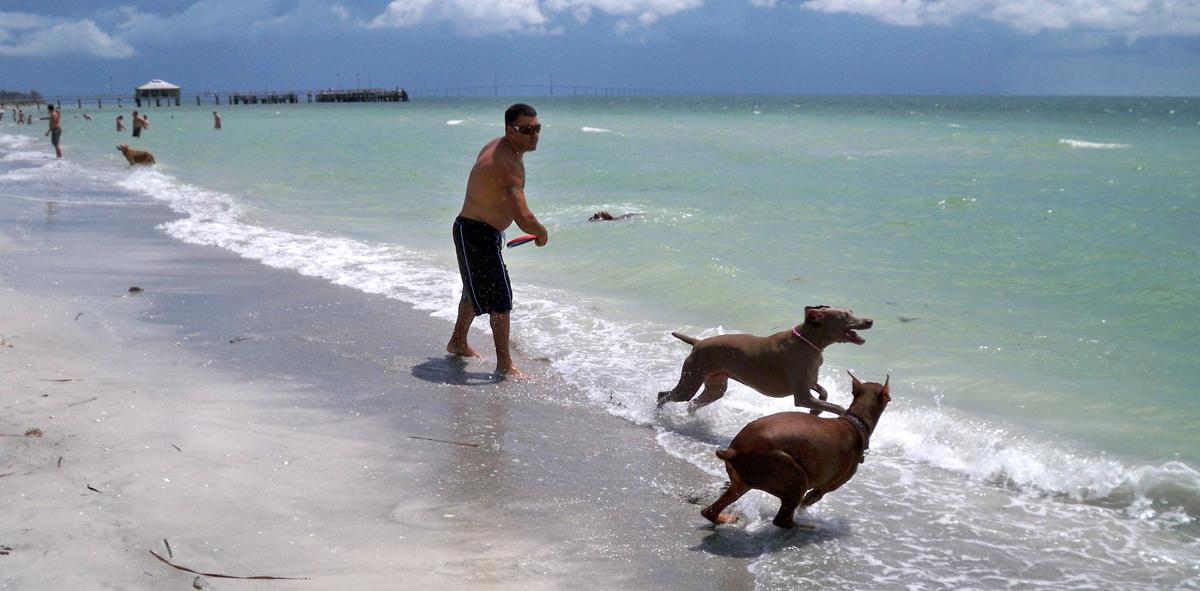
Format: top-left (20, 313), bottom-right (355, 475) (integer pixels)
top-left (0, 196), bottom-right (756, 589)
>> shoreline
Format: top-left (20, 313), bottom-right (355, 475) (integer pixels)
top-left (0, 194), bottom-right (756, 588)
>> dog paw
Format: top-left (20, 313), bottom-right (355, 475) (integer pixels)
top-left (655, 391), bottom-right (671, 407)
top-left (708, 511), bottom-right (740, 525)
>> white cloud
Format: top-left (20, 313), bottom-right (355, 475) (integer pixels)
top-left (369, 0), bottom-right (551, 35)
top-left (116, 1), bottom-right (287, 43)
top-left (368, 0), bottom-right (705, 35)
top-left (0, 11), bottom-right (133, 58)
top-left (108, 0), bottom-right (360, 45)
top-left (546, 0), bottom-right (704, 34)
top-left (793, 0), bottom-right (1200, 37)
top-left (543, 0), bottom-right (704, 17)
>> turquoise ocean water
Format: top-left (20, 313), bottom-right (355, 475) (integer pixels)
top-left (3, 95), bottom-right (1198, 588)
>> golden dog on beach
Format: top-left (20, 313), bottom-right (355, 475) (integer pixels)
top-left (116, 144), bottom-right (155, 166)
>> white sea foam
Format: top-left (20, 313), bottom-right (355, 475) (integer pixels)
top-left (877, 406), bottom-right (1200, 518)
top-left (3, 150), bottom-right (53, 162)
top-left (581, 126), bottom-right (619, 135)
top-left (1059, 138), bottom-right (1132, 149)
top-left (0, 133), bottom-right (44, 164)
top-left (446, 120), bottom-right (464, 126)
top-left (0, 133), bottom-right (36, 149)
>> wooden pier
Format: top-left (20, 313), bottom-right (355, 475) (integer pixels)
top-left (227, 92), bottom-right (299, 105)
top-left (40, 87), bottom-right (409, 110)
top-left (313, 88), bottom-right (408, 103)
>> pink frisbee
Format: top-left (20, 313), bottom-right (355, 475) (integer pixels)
top-left (506, 234), bottom-right (537, 248)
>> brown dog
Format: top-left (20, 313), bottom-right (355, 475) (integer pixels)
top-left (702, 372), bottom-right (891, 528)
top-left (588, 211), bottom-right (642, 221)
top-left (116, 144), bottom-right (155, 165)
top-left (657, 306), bottom-right (872, 415)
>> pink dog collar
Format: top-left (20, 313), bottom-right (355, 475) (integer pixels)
top-left (791, 325), bottom-right (822, 352)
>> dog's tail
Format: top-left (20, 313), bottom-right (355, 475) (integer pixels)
top-left (671, 332), bottom-right (699, 346)
top-left (715, 448), bottom-right (736, 462)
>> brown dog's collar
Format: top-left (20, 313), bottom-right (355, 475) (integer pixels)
top-left (843, 411), bottom-right (871, 463)
top-left (791, 325), bottom-right (822, 352)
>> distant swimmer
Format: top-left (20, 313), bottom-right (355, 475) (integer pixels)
top-left (588, 211), bottom-right (642, 221)
top-left (132, 111), bottom-right (148, 138)
top-left (213, 111), bottom-right (222, 129)
top-left (116, 115), bottom-right (125, 132)
top-left (43, 104), bottom-right (62, 159)
top-left (83, 113), bottom-right (92, 121)
top-left (447, 103), bottom-right (548, 381)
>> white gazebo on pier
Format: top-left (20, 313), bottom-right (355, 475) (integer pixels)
top-left (135, 79), bottom-right (181, 106)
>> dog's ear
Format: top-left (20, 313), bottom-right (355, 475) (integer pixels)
top-left (882, 375), bottom-right (891, 402)
top-left (847, 370), bottom-right (861, 390)
top-left (805, 307), bottom-right (824, 324)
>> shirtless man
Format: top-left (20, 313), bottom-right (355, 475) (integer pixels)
top-left (132, 111), bottom-right (148, 137)
top-left (447, 103), bottom-right (548, 379)
top-left (213, 111), bottom-right (222, 129)
top-left (44, 104), bottom-right (62, 159)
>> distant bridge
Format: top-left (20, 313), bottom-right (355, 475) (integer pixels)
top-left (407, 83), bottom-right (711, 98)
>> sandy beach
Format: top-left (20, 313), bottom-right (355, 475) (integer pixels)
top-left (0, 195), bottom-right (756, 589)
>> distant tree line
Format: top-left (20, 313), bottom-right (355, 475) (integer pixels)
top-left (0, 90), bottom-right (43, 102)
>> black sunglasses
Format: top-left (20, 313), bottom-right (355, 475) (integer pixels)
top-left (510, 123), bottom-right (542, 135)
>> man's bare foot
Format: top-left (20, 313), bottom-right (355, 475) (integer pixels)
top-left (446, 342), bottom-right (484, 359)
top-left (496, 365), bottom-right (532, 381)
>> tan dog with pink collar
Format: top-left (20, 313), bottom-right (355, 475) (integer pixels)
top-left (656, 306), bottom-right (873, 415)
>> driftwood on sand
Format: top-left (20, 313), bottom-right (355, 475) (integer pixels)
top-left (408, 435), bottom-right (480, 448)
top-left (149, 550), bottom-right (310, 580)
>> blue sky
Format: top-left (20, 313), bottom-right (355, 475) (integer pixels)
top-left (3, 0), bottom-right (1199, 97)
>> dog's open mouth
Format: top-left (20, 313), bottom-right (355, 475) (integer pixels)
top-left (844, 321), bottom-right (873, 343)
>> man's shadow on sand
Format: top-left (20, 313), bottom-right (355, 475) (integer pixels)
top-left (690, 516), bottom-right (850, 559)
top-left (411, 355), bottom-right (499, 386)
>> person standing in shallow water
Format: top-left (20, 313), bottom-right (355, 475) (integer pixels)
top-left (44, 104), bottom-right (62, 159)
top-left (213, 111), bottom-right (221, 129)
top-left (132, 111), bottom-right (148, 138)
top-left (446, 103), bottom-right (548, 380)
